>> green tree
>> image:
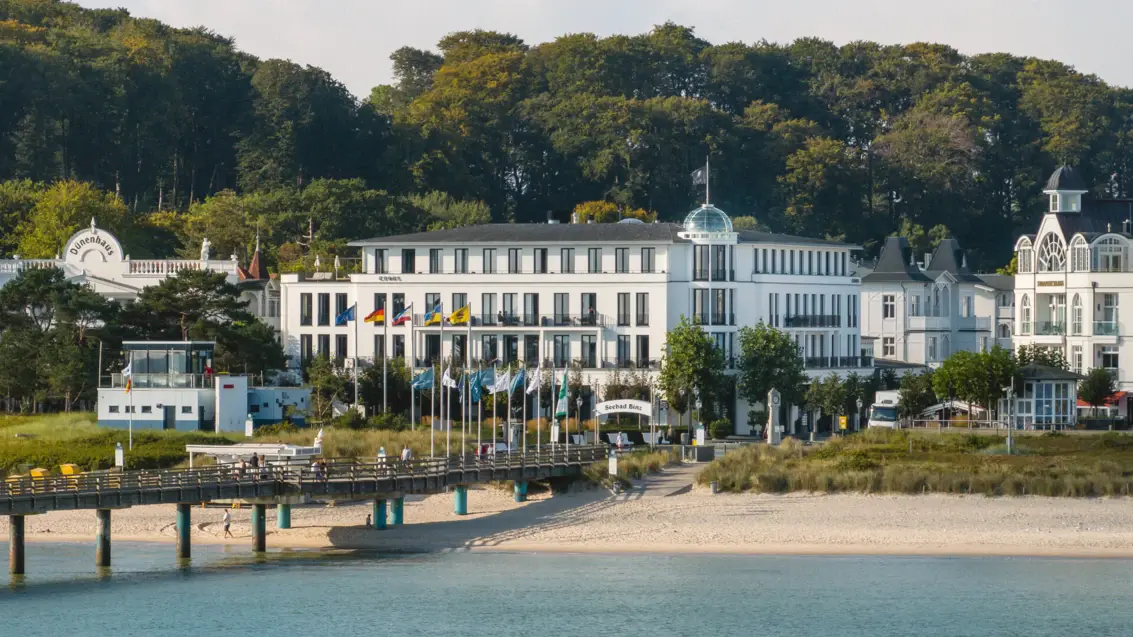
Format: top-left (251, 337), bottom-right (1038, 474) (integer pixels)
top-left (1078, 367), bottom-right (1116, 419)
top-left (1015, 344), bottom-right (1069, 370)
top-left (305, 355), bottom-right (347, 423)
top-left (805, 373), bottom-right (848, 429)
top-left (358, 357), bottom-right (414, 416)
top-left (735, 322), bottom-right (807, 409)
top-left (898, 370), bottom-right (937, 418)
top-left (658, 316), bottom-right (726, 423)
top-left (16, 181), bottom-right (127, 258)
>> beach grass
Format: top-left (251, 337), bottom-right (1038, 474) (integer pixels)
top-left (583, 448), bottom-right (680, 487)
top-left (697, 429), bottom-right (1133, 497)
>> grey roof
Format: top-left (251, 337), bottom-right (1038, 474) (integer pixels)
top-left (1050, 199), bottom-right (1133, 240)
top-left (975, 273), bottom-right (1014, 290)
top-left (1045, 165), bottom-right (1087, 191)
top-left (925, 237), bottom-right (982, 283)
top-left (861, 236), bottom-right (931, 283)
top-left (1018, 363), bottom-right (1082, 381)
top-left (351, 223), bottom-right (856, 248)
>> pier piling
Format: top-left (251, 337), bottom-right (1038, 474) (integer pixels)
top-left (454, 486), bottom-right (468, 515)
top-left (96, 509), bottom-right (111, 567)
top-left (391, 497), bottom-right (404, 525)
top-left (513, 481), bottom-right (528, 503)
top-left (176, 503), bottom-right (191, 560)
top-left (252, 504), bottom-right (266, 552)
top-left (277, 504), bottom-right (291, 530)
top-left (9, 515), bottom-right (24, 575)
top-left (374, 499), bottom-right (387, 530)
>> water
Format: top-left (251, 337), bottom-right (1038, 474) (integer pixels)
top-left (2, 543), bottom-right (1132, 636)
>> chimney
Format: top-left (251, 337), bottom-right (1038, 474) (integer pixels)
top-left (546, 211), bottom-right (559, 225)
top-left (1123, 219), bottom-right (1131, 234)
top-left (924, 253), bottom-right (932, 269)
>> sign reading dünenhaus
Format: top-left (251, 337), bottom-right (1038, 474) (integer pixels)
top-left (69, 234), bottom-right (116, 257)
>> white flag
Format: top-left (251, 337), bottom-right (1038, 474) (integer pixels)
top-left (442, 367), bottom-right (459, 389)
top-left (491, 370), bottom-right (511, 394)
top-left (525, 367), bottom-right (542, 395)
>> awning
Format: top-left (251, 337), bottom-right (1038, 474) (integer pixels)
top-left (1077, 391), bottom-right (1127, 407)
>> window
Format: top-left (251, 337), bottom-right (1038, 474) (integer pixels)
top-left (374, 249), bottom-right (387, 274)
top-left (109, 406), bottom-right (120, 414)
top-left (615, 248), bottom-right (629, 274)
top-left (1072, 345), bottom-right (1083, 374)
top-left (998, 323), bottom-right (1011, 339)
top-left (553, 335), bottom-right (570, 367)
top-left (524, 335), bottom-right (539, 364)
top-left (301, 334), bottom-right (313, 362)
top-left (317, 293), bottom-right (330, 326)
top-left (524, 293), bottom-right (539, 325)
top-left (641, 248), bottom-right (655, 273)
top-left (693, 289), bottom-right (708, 324)
top-left (1049, 193), bottom-right (1059, 212)
top-left (481, 335), bottom-right (498, 363)
top-left (335, 293), bottom-right (348, 318)
top-left (534, 248), bottom-right (548, 274)
top-left (1071, 294), bottom-right (1082, 335)
top-left (454, 248), bottom-right (468, 274)
top-left (928, 337), bottom-right (937, 361)
top-left (554, 293), bottom-right (569, 325)
top-left (882, 295), bottom-right (896, 319)
top-left (882, 337), bottom-right (895, 358)
top-left (508, 248), bottom-right (521, 274)
top-left (617, 293), bottom-right (630, 326)
top-left (425, 293), bottom-right (440, 315)
top-left (713, 289), bottom-right (726, 325)
top-left (401, 249), bottom-right (416, 274)
top-left (693, 246), bottom-right (709, 280)
top-left (980, 337), bottom-right (989, 353)
top-left (581, 335), bottom-right (597, 368)
top-left (452, 334), bottom-right (466, 365)
top-left (636, 293), bottom-right (649, 326)
top-left (503, 335), bottom-right (518, 364)
top-left (961, 296), bottom-right (972, 318)
top-left (300, 293), bottom-right (313, 326)
top-left (909, 295), bottom-right (920, 317)
top-left (372, 293), bottom-right (386, 324)
top-left (711, 246), bottom-right (727, 281)
top-left (581, 293), bottom-right (597, 324)
top-left (560, 248), bottom-right (575, 273)
top-left (141, 406), bottom-right (152, 414)
top-left (181, 405), bottom-right (193, 414)
top-left (1101, 345), bottom-right (1119, 370)
top-left (424, 334), bottom-right (440, 363)
top-left (588, 248), bottom-right (601, 273)
top-left (617, 335), bottom-right (631, 367)
top-left (481, 248), bottom-right (496, 274)
top-left (1071, 238), bottom-right (1089, 272)
top-left (482, 293), bottom-right (497, 325)
top-left (452, 293), bottom-right (467, 313)
top-left (502, 293), bottom-right (517, 325)
top-left (374, 334), bottom-right (386, 360)
top-left (1037, 234), bottom-right (1066, 272)
top-left (335, 335), bottom-right (348, 360)
top-left (392, 293), bottom-right (405, 314)
top-left (392, 334), bottom-right (405, 359)
top-left (1096, 237), bottom-right (1125, 272)
top-left (429, 248), bottom-right (442, 274)
top-left (1020, 295), bottom-right (1032, 335)
top-left (1101, 293), bottom-right (1119, 331)
top-left (317, 334), bottom-right (330, 357)
top-left (636, 335), bottom-right (650, 367)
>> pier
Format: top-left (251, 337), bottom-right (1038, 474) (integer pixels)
top-left (1, 446), bottom-right (604, 574)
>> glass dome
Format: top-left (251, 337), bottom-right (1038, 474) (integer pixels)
top-left (682, 204), bottom-right (733, 233)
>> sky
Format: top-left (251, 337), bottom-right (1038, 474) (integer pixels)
top-left (76, 0), bottom-right (1133, 98)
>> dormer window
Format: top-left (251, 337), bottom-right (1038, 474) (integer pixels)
top-left (1049, 193), bottom-right (1059, 213)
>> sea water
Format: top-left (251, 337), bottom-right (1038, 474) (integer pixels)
top-left (1, 542), bottom-right (1132, 636)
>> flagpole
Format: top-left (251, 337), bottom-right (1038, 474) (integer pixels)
top-left (564, 368), bottom-right (570, 461)
top-left (353, 303), bottom-right (359, 415)
top-left (705, 154), bottom-right (710, 205)
top-left (507, 367), bottom-right (513, 452)
top-left (430, 364), bottom-right (436, 458)
top-left (477, 361), bottom-right (482, 451)
top-left (536, 368), bottom-right (541, 453)
top-left (128, 380), bottom-right (134, 451)
top-left (492, 363), bottom-right (497, 451)
top-left (382, 305), bottom-right (388, 413)
top-left (549, 367), bottom-right (554, 449)
top-left (522, 368), bottom-right (527, 454)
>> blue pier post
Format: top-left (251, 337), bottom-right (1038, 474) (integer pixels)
top-left (9, 515), bottom-right (25, 575)
top-left (176, 503), bottom-right (191, 560)
top-left (454, 486), bottom-right (468, 515)
top-left (391, 497), bottom-right (404, 525)
top-left (252, 504), bottom-right (266, 552)
top-left (277, 504), bottom-right (291, 530)
top-left (374, 499), bottom-right (387, 530)
top-left (513, 481), bottom-right (528, 503)
top-left (96, 509), bottom-right (111, 567)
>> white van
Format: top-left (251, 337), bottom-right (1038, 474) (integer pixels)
top-left (868, 391), bottom-right (900, 428)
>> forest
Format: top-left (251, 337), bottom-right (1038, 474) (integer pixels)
top-left (2, 0), bottom-right (1131, 271)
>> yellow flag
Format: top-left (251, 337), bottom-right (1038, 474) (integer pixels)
top-left (448, 305), bottom-right (470, 325)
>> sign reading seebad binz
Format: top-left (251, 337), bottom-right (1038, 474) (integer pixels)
top-left (595, 399), bottom-right (651, 416)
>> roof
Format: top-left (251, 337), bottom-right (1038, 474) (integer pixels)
top-left (1077, 391), bottom-right (1127, 408)
top-left (246, 248), bottom-right (269, 281)
top-left (1045, 165), bottom-right (1087, 191)
top-left (975, 274), bottom-right (1014, 290)
top-left (351, 223), bottom-right (855, 248)
top-left (1050, 199), bottom-right (1133, 240)
top-left (925, 237), bottom-right (982, 283)
top-left (861, 236), bottom-right (931, 283)
top-left (1017, 363), bottom-right (1083, 381)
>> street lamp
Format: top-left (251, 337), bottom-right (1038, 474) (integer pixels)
top-left (679, 387), bottom-right (687, 440)
top-left (694, 386), bottom-right (703, 444)
top-left (1002, 384), bottom-right (1015, 455)
top-left (856, 397), bottom-right (863, 431)
top-left (575, 396), bottom-right (583, 444)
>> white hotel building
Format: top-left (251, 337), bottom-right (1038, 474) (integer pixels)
top-left (277, 205), bottom-right (871, 435)
top-left (1014, 166), bottom-right (1133, 397)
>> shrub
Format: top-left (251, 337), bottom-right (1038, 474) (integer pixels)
top-left (254, 422), bottom-right (299, 438)
top-left (367, 412), bottom-right (411, 431)
top-left (709, 418), bottom-right (733, 440)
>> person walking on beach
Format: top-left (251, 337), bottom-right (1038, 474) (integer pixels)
top-left (222, 509), bottom-right (233, 538)
top-left (365, 514), bottom-right (372, 529)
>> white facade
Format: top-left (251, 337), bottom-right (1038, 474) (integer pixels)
top-left (278, 205), bottom-right (870, 434)
top-left (860, 237), bottom-right (1012, 368)
top-left (1013, 166), bottom-right (1133, 391)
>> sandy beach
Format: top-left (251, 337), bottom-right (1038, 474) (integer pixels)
top-left (5, 466), bottom-right (1133, 558)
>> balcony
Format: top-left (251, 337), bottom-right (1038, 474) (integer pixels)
top-left (613, 358), bottom-right (661, 370)
top-left (784, 315), bottom-right (841, 329)
top-left (803, 356), bottom-right (874, 370)
top-left (413, 313), bottom-right (607, 328)
top-left (1037, 322), bottom-right (1066, 336)
top-left (1094, 321), bottom-right (1120, 336)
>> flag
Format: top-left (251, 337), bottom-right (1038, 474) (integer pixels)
top-left (442, 367), bottom-right (459, 389)
top-left (122, 362), bottom-right (132, 393)
top-left (364, 308), bottom-right (384, 323)
top-left (691, 165), bottom-right (708, 186)
top-left (423, 303), bottom-right (442, 326)
top-left (510, 368), bottom-right (525, 395)
top-left (335, 303), bottom-right (356, 326)
top-left (448, 305), bottom-right (470, 325)
top-left (392, 304), bottom-right (413, 325)
top-left (491, 370), bottom-right (511, 394)
top-left (411, 367), bottom-right (434, 390)
top-left (554, 369), bottom-right (569, 418)
top-left (479, 368), bottom-right (496, 390)
top-left (525, 367), bottom-right (542, 395)
top-left (471, 373), bottom-right (483, 403)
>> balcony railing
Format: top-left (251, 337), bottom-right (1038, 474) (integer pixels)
top-left (1037, 321), bottom-right (1066, 336)
top-left (1094, 321), bottom-right (1120, 336)
top-left (785, 315), bottom-right (842, 328)
top-left (410, 358), bottom-right (661, 371)
top-left (413, 314), bottom-right (607, 328)
top-left (803, 356), bottom-right (874, 370)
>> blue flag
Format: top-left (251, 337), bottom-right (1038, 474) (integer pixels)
top-left (411, 367), bottom-right (434, 391)
top-left (510, 368), bottom-right (525, 395)
top-left (471, 373), bottom-right (483, 403)
top-left (480, 368), bottom-right (496, 390)
top-left (335, 304), bottom-right (356, 326)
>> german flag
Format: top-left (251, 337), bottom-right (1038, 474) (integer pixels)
top-left (364, 308), bottom-right (385, 323)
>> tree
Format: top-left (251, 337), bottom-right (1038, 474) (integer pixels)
top-left (358, 357), bottom-right (413, 416)
top-left (805, 373), bottom-right (848, 430)
top-left (735, 322), bottom-right (806, 409)
top-left (305, 355), bottom-right (347, 423)
top-left (1078, 367), bottom-right (1116, 419)
top-left (1015, 344), bottom-right (1069, 370)
top-left (16, 181), bottom-right (127, 258)
top-left (932, 348), bottom-right (1016, 420)
top-left (571, 200), bottom-right (655, 223)
top-left (898, 370), bottom-right (936, 418)
top-left (658, 316), bottom-right (726, 423)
